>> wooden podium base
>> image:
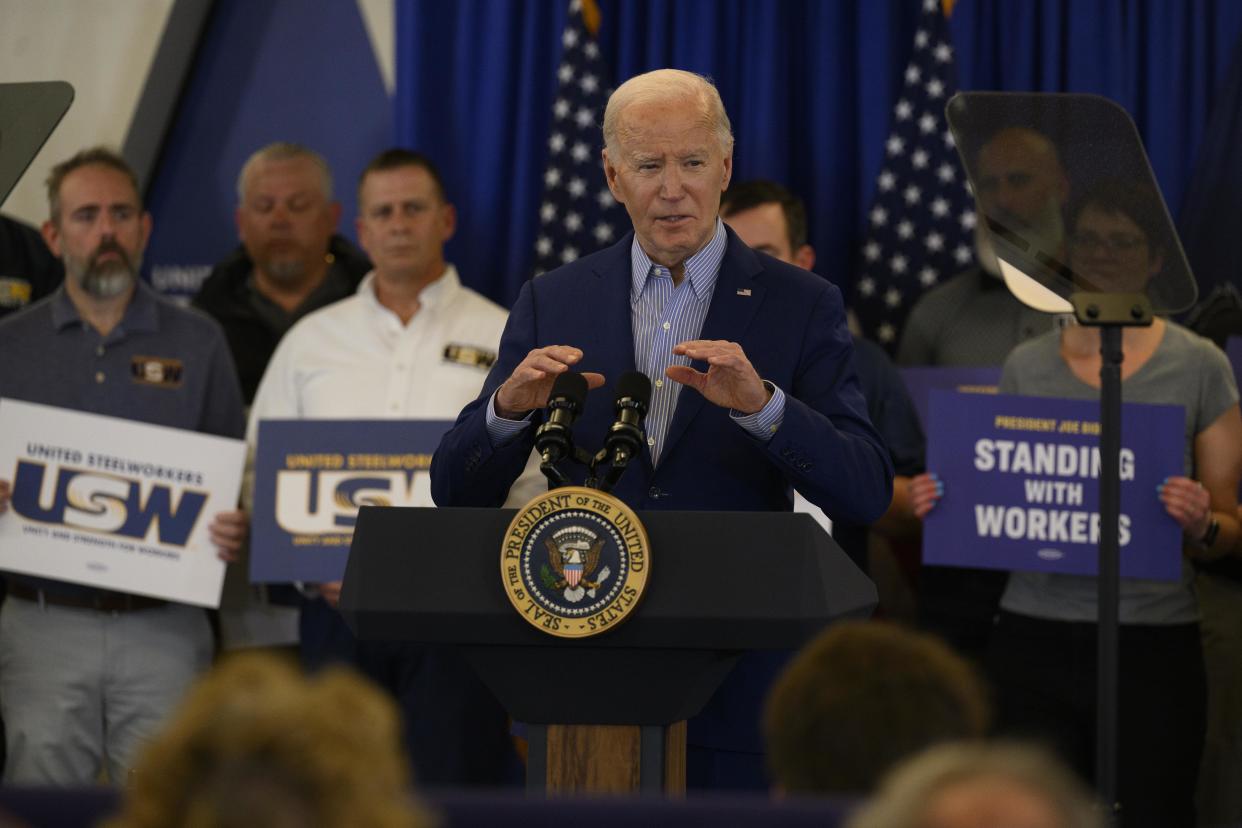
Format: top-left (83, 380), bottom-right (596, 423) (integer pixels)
top-left (526, 722), bottom-right (686, 794)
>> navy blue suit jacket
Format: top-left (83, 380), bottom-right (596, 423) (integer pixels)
top-left (431, 228), bottom-right (893, 777)
top-left (432, 227), bottom-right (892, 521)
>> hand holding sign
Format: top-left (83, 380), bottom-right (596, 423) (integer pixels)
top-left (209, 509), bottom-right (249, 563)
top-left (910, 472), bottom-right (943, 519)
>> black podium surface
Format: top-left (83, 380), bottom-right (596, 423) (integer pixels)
top-left (340, 506), bottom-right (875, 726)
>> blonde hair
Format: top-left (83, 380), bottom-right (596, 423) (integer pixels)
top-left (106, 653), bottom-right (434, 828)
top-left (603, 69), bottom-right (733, 156)
top-left (846, 741), bottom-right (1102, 828)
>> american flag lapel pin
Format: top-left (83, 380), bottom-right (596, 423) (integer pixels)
top-left (736, 288), bottom-right (752, 296)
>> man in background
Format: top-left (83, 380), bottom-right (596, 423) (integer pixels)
top-left (720, 179), bottom-right (924, 575)
top-left (194, 143), bottom-right (370, 651)
top-left (248, 148), bottom-right (541, 785)
top-left (0, 213), bottom-right (63, 319)
top-left (0, 147), bottom-right (246, 784)
top-left (193, 142), bottom-right (370, 405)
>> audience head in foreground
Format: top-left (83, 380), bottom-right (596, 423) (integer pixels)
top-left (107, 653), bottom-right (433, 828)
top-left (764, 620), bottom-right (989, 795)
top-left (847, 742), bottom-right (1102, 828)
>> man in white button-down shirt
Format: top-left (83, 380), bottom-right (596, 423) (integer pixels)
top-left (247, 149), bottom-right (541, 786)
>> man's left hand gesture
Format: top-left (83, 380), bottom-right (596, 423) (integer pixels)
top-left (667, 340), bottom-right (771, 414)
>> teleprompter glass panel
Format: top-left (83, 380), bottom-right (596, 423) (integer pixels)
top-left (946, 93), bottom-right (1196, 315)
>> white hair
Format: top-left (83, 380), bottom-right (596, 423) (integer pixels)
top-left (602, 69), bottom-right (733, 156)
top-left (846, 742), bottom-right (1103, 828)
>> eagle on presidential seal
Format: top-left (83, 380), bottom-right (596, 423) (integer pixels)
top-left (543, 526), bottom-right (611, 602)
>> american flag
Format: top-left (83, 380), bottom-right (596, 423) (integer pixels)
top-left (532, 0), bottom-right (629, 276)
top-left (852, 0), bottom-right (976, 352)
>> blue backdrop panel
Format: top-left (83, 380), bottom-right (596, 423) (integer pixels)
top-left (395, 0), bottom-right (1242, 311)
top-left (144, 0), bottom-right (392, 294)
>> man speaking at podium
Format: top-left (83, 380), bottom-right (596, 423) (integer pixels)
top-left (432, 69), bottom-right (893, 787)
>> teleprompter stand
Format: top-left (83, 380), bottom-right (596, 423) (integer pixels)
top-left (1068, 292), bottom-right (1153, 819)
top-left (339, 506), bottom-right (876, 794)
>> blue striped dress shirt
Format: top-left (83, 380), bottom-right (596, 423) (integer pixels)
top-left (487, 219), bottom-right (784, 465)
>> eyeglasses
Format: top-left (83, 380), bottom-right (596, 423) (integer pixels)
top-left (1069, 232), bottom-right (1147, 254)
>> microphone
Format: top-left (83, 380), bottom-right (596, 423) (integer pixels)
top-left (599, 371), bottom-right (651, 492)
top-left (535, 371), bottom-right (589, 471)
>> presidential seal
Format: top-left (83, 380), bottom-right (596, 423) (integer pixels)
top-left (501, 486), bottom-right (649, 639)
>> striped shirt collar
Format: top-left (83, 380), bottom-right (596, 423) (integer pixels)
top-left (629, 219), bottom-right (728, 304)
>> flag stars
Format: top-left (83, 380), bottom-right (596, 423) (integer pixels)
top-left (895, 99), bottom-right (913, 120)
top-left (858, 276), bottom-right (877, 296)
top-left (905, 64), bottom-right (922, 84)
top-left (544, 168), bottom-right (562, 188)
top-left (564, 212), bottom-right (582, 232)
top-left (596, 189), bottom-right (615, 208)
top-left (571, 142), bottom-right (590, 163)
top-left (870, 206), bottom-right (889, 226)
top-left (593, 222), bottom-right (614, 243)
top-left (890, 254), bottom-right (908, 274)
top-left (924, 232), bottom-right (944, 251)
top-left (954, 244), bottom-right (972, 264)
top-left (536, 236), bottom-right (552, 256)
top-left (575, 107), bottom-right (593, 128)
top-left (960, 210), bottom-right (977, 230)
top-left (579, 74), bottom-right (598, 93)
top-left (903, 185), bottom-right (922, 205)
top-left (584, 42), bottom-right (599, 59)
top-left (549, 132), bottom-right (566, 153)
top-left (943, 130), bottom-right (956, 148)
top-left (878, 323), bottom-right (896, 343)
top-left (936, 163), bottom-right (956, 183)
top-left (554, 99), bottom-right (570, 119)
top-left (926, 78), bottom-right (945, 98)
top-left (878, 170), bottom-right (896, 191)
top-left (864, 241), bottom-right (881, 261)
top-left (885, 286), bottom-right (903, 306)
top-left (930, 198), bottom-right (950, 217)
top-left (911, 149), bottom-right (929, 169)
top-left (919, 266), bottom-right (939, 286)
top-left (886, 136), bottom-right (906, 156)
top-left (919, 113), bottom-right (937, 134)
top-left (897, 221), bottom-right (914, 239)
top-left (563, 28), bottom-right (579, 49)
top-left (567, 177), bottom-right (587, 198)
top-left (914, 29), bottom-right (929, 48)
top-left (561, 246), bottom-right (579, 264)
top-left (934, 43), bottom-right (953, 63)
top-left (540, 202), bottom-right (557, 223)
top-left (558, 63), bottom-right (574, 83)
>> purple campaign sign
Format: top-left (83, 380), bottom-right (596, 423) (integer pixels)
top-left (899, 366), bottom-right (1002, 431)
top-left (923, 391), bottom-right (1184, 580)
top-left (250, 419), bottom-right (453, 582)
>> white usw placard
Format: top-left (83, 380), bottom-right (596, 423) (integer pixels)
top-left (0, 399), bottom-right (245, 607)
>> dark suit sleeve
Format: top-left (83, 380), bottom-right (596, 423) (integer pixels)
top-left (431, 280), bottom-right (543, 506)
top-left (762, 284), bottom-right (894, 524)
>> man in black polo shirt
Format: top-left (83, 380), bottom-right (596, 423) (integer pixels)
top-left (192, 142), bottom-right (370, 405)
top-left (0, 147), bottom-right (246, 785)
top-left (0, 213), bottom-right (63, 319)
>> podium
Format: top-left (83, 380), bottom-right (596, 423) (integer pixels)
top-left (339, 506), bottom-right (876, 793)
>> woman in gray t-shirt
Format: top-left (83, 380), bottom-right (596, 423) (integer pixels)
top-left (911, 181), bottom-right (1242, 826)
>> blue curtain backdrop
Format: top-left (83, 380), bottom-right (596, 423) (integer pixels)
top-left (395, 0), bottom-right (1242, 310)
